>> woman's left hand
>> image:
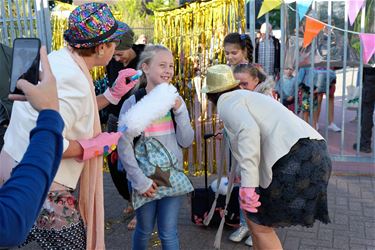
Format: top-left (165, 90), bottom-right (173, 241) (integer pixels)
top-left (239, 187), bottom-right (261, 213)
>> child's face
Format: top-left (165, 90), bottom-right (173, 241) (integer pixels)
top-left (284, 68), bottom-right (294, 77)
top-left (143, 50), bottom-right (174, 87)
top-left (224, 43), bottom-right (247, 67)
top-left (234, 72), bottom-right (259, 91)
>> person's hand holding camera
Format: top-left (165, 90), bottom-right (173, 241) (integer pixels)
top-left (8, 46), bottom-right (58, 112)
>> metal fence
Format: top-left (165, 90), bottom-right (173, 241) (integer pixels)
top-left (0, 0), bottom-right (51, 51)
top-left (246, 0), bottom-right (374, 163)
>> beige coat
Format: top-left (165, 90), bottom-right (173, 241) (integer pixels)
top-left (217, 90), bottom-right (324, 189)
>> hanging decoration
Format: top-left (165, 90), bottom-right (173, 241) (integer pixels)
top-left (154, 0), bottom-right (245, 175)
top-left (296, 0), bottom-right (313, 21)
top-left (359, 34), bottom-right (375, 64)
top-left (303, 17), bottom-right (325, 48)
top-left (348, 0), bottom-right (366, 26)
top-left (257, 0), bottom-right (282, 18)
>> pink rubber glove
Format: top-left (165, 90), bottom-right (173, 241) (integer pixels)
top-left (103, 68), bottom-right (138, 105)
top-left (239, 187), bottom-right (261, 213)
top-left (78, 132), bottom-right (122, 161)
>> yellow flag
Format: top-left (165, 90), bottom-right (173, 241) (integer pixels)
top-left (257, 0), bottom-right (282, 18)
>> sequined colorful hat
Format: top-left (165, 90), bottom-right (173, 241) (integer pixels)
top-left (63, 2), bottom-right (129, 48)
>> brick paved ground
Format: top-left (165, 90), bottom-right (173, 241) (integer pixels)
top-left (19, 172), bottom-right (375, 250)
top-left (101, 173), bottom-right (375, 250)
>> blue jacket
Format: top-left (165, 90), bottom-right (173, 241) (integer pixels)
top-left (0, 110), bottom-right (64, 247)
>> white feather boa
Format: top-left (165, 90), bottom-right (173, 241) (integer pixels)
top-left (118, 83), bottom-right (179, 138)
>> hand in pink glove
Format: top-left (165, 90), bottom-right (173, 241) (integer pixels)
top-left (103, 68), bottom-right (140, 105)
top-left (78, 132), bottom-right (122, 161)
top-left (239, 187), bottom-right (261, 213)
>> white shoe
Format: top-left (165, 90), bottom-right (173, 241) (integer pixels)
top-left (328, 122), bottom-right (341, 132)
top-left (245, 235), bottom-right (253, 246)
top-left (229, 226), bottom-right (249, 242)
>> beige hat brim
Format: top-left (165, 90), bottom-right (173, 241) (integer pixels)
top-left (201, 80), bottom-right (240, 94)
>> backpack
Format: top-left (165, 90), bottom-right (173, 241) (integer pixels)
top-left (107, 87), bottom-right (176, 201)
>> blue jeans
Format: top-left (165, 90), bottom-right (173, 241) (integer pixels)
top-left (132, 196), bottom-right (182, 250)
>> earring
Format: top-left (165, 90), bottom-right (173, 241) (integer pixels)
top-left (98, 50), bottom-right (104, 57)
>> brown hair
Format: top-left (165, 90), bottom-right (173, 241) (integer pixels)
top-left (71, 43), bottom-right (112, 57)
top-left (233, 63), bottom-right (267, 83)
top-left (223, 33), bottom-right (253, 62)
top-left (207, 85), bottom-right (240, 106)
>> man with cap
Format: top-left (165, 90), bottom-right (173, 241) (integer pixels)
top-left (0, 3), bottom-right (134, 249)
top-left (202, 64), bottom-right (331, 250)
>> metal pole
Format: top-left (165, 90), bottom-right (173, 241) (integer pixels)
top-left (279, 2), bottom-right (285, 104)
top-left (340, 1), bottom-right (349, 155)
top-left (308, 2), bottom-right (316, 128)
top-left (249, 0), bottom-right (255, 63)
top-left (294, 2), bottom-right (299, 114)
top-left (355, 5), bottom-right (366, 154)
top-left (324, 0), bottom-right (332, 141)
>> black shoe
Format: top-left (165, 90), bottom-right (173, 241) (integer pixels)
top-left (353, 143), bottom-right (372, 153)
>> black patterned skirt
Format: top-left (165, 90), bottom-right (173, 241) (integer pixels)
top-left (246, 138), bottom-right (332, 228)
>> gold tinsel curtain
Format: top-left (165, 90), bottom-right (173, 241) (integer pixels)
top-left (154, 0), bottom-right (245, 175)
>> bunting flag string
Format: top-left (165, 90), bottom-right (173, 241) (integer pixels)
top-left (287, 4), bottom-right (374, 63)
top-left (359, 34), bottom-right (375, 64)
top-left (296, 0), bottom-right (314, 21)
top-left (348, 0), bottom-right (365, 26)
top-left (257, 0), bottom-right (282, 18)
top-left (303, 16), bottom-right (325, 48)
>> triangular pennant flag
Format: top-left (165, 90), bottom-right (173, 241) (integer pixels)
top-left (348, 0), bottom-right (365, 26)
top-left (284, 0), bottom-right (297, 3)
top-left (257, 0), bottom-right (282, 18)
top-left (303, 17), bottom-right (325, 48)
top-left (296, 0), bottom-right (314, 21)
top-left (359, 34), bottom-right (375, 64)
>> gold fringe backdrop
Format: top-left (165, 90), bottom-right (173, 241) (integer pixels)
top-left (154, 0), bottom-right (245, 176)
top-left (50, 0), bottom-right (245, 175)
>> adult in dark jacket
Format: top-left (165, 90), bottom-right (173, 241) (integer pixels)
top-left (105, 28), bottom-right (146, 120)
top-left (0, 47), bottom-right (64, 247)
top-left (0, 43), bottom-right (13, 150)
top-left (105, 28), bottom-right (146, 229)
top-left (255, 23), bottom-right (280, 77)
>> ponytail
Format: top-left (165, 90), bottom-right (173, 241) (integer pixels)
top-left (136, 44), bottom-right (171, 89)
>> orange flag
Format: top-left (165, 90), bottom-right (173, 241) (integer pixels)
top-left (303, 17), bottom-right (326, 48)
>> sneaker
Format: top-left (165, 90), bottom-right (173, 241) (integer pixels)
top-left (328, 123), bottom-right (341, 132)
top-left (353, 143), bottom-right (372, 153)
top-left (244, 235), bottom-right (253, 246)
top-left (229, 226), bottom-right (249, 242)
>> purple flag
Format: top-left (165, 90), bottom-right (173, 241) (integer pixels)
top-left (359, 34), bottom-right (375, 64)
top-left (348, 0), bottom-right (365, 25)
